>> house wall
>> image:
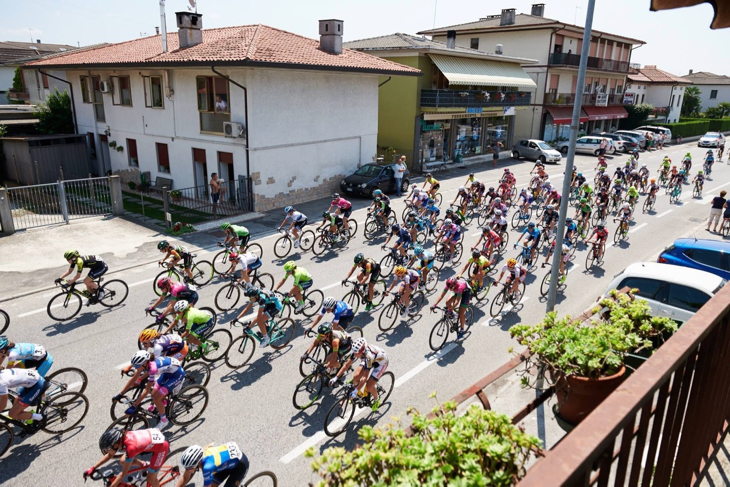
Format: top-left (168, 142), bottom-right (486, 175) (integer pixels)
top-left (433, 29), bottom-right (551, 64)
top-left (695, 85), bottom-right (730, 111)
top-left (0, 66), bottom-right (15, 96)
top-left (22, 68), bottom-right (70, 105)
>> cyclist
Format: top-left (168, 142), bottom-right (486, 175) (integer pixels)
top-left (598, 172), bottom-right (612, 191)
top-left (157, 240), bottom-right (193, 282)
top-left (595, 156), bottom-right (608, 171)
top-left (84, 428), bottom-right (169, 487)
top-left (610, 181), bottom-right (624, 209)
top-left (329, 337), bottom-right (388, 411)
top-left (139, 329), bottom-right (188, 362)
top-left (542, 242), bottom-right (571, 278)
top-left (471, 180), bottom-right (486, 206)
top-left (385, 266), bottom-right (419, 318)
top-left (618, 201), bottom-right (633, 223)
top-left (473, 226), bottom-right (501, 262)
top-left (277, 206), bottom-right (307, 248)
top-left (594, 187), bottom-right (609, 219)
top-left (371, 196), bottom-right (392, 228)
top-left (518, 222), bottom-right (541, 265)
top-left (573, 172), bottom-right (587, 190)
top-left (579, 182), bottom-right (593, 201)
top-left (0, 339), bottom-right (46, 430)
top-left (422, 173), bottom-right (440, 198)
top-left (222, 251), bottom-right (262, 286)
top-left (692, 170), bottom-right (705, 192)
top-left (403, 210), bottom-right (425, 242)
top-left (484, 186), bottom-right (499, 205)
top-left (675, 169), bottom-right (687, 188)
top-left (233, 286), bottom-right (283, 348)
top-left (382, 223), bottom-right (411, 259)
top-left (585, 222), bottom-right (609, 261)
top-left (490, 209), bottom-right (508, 236)
top-left (517, 188), bottom-right (533, 214)
top-left (58, 250), bottom-right (107, 304)
top-left (459, 249), bottom-right (490, 290)
top-left (626, 185), bottom-right (640, 207)
top-left (444, 207), bottom-right (464, 227)
top-left (435, 218), bottom-right (461, 264)
top-left (220, 223), bottom-right (250, 251)
top-left (486, 196), bottom-right (507, 219)
top-left (317, 211), bottom-right (345, 241)
top-left (115, 350), bottom-right (185, 429)
top-left (464, 172), bottom-right (477, 187)
top-left (682, 152), bottom-right (692, 174)
top-left (430, 276), bottom-right (471, 339)
top-left (274, 261), bottom-right (313, 314)
top-left (704, 150), bottom-right (715, 172)
top-left (407, 245), bottom-right (435, 289)
top-left (419, 197), bottom-right (440, 225)
top-left (647, 178), bottom-right (660, 198)
top-left (498, 178), bottom-right (512, 201)
top-left (545, 187), bottom-right (561, 208)
top-left (407, 185), bottom-right (427, 212)
top-left (0, 339), bottom-right (53, 377)
top-left (541, 204), bottom-right (559, 238)
top-left (575, 197), bottom-right (592, 230)
top-left (495, 258), bottom-right (526, 296)
top-left (343, 253), bottom-right (381, 311)
top-left (564, 217), bottom-right (578, 242)
top-left (165, 300), bottom-right (214, 352)
top-left (660, 156), bottom-right (671, 174)
top-left (177, 442), bottom-right (249, 487)
top-left (302, 322), bottom-right (352, 372)
top-left (502, 167), bottom-right (516, 188)
top-left (309, 297), bottom-right (355, 332)
top-left (450, 186), bottom-right (472, 216)
top-left (639, 164), bottom-right (650, 183)
top-left (328, 193), bottom-right (352, 232)
top-left (613, 165), bottom-right (625, 185)
top-left (147, 278), bottom-right (198, 319)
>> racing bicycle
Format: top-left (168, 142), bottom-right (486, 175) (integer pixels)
top-left (223, 316), bottom-right (297, 369)
top-left (323, 370), bottom-right (395, 437)
top-left (152, 255), bottom-right (213, 296)
top-left (48, 277), bottom-right (129, 321)
top-left (213, 242), bottom-right (264, 275)
top-left (428, 305), bottom-right (474, 352)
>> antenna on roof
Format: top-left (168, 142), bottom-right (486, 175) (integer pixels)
top-left (432, 0), bottom-right (438, 29)
top-left (188, 0), bottom-right (197, 13)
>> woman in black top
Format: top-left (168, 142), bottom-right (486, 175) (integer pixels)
top-left (707, 190), bottom-right (727, 232)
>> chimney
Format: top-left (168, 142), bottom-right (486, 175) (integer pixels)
top-left (176, 11), bottom-right (203, 49)
top-left (155, 26), bottom-right (160, 35)
top-left (446, 30), bottom-right (456, 49)
top-left (500, 8), bottom-right (516, 26)
top-left (531, 3), bottom-right (545, 17)
top-left (495, 44), bottom-right (503, 55)
top-left (319, 19), bottom-right (344, 54)
top-left (689, 69), bottom-right (693, 74)
top-left (36, 39), bottom-right (41, 44)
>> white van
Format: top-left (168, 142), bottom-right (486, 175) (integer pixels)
top-left (603, 262), bottom-right (726, 325)
top-left (635, 125), bottom-right (673, 142)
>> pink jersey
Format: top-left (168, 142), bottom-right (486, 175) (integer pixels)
top-left (169, 283), bottom-right (189, 298)
top-left (449, 279), bottom-right (469, 294)
top-left (332, 198), bottom-right (351, 209)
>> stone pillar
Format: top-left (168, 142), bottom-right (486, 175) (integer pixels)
top-left (0, 188), bottom-right (16, 235)
top-left (162, 186), bottom-right (171, 229)
top-left (109, 175), bottom-right (125, 216)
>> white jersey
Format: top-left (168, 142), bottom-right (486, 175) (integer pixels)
top-left (0, 368), bottom-right (41, 395)
top-left (360, 344), bottom-right (387, 369)
top-left (287, 211), bottom-right (306, 222)
top-left (234, 253), bottom-right (259, 271)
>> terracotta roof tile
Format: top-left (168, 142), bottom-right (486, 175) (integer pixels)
top-left (682, 71), bottom-right (730, 85)
top-left (25, 25), bottom-right (420, 75)
top-left (628, 65), bottom-right (690, 84)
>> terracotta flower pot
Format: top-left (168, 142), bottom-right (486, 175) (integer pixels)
top-left (555, 366), bottom-right (627, 426)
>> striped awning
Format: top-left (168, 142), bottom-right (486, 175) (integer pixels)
top-left (428, 54), bottom-right (537, 89)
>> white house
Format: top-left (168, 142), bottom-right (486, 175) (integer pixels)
top-left (626, 66), bottom-right (689, 124)
top-left (681, 71), bottom-right (730, 111)
top-left (24, 13), bottom-right (420, 211)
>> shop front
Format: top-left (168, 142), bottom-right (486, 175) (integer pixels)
top-left (582, 106), bottom-right (628, 134)
top-left (543, 106), bottom-right (588, 144)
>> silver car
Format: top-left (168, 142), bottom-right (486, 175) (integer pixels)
top-left (615, 130), bottom-right (647, 149)
top-left (698, 132), bottom-right (725, 148)
top-left (558, 136), bottom-right (616, 156)
top-left (511, 139), bottom-right (562, 164)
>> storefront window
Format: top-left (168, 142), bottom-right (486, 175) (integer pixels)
top-left (544, 118), bottom-right (586, 144)
top-left (484, 116), bottom-right (509, 148)
top-left (454, 118), bottom-right (482, 159)
top-left (420, 120), bottom-right (451, 163)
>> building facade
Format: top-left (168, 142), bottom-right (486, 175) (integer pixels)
top-left (419, 5), bottom-right (645, 143)
top-left (24, 15), bottom-right (419, 211)
top-left (681, 71), bottom-right (730, 111)
top-left (626, 66), bottom-right (689, 124)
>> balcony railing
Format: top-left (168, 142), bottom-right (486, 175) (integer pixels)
top-left (549, 52), bottom-right (630, 73)
top-left (420, 89), bottom-right (532, 109)
top-left (7, 90), bottom-right (30, 101)
top-left (545, 92), bottom-right (624, 106)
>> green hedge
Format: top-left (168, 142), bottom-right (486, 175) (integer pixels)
top-left (654, 120), bottom-right (710, 138)
top-left (708, 118), bottom-right (730, 132)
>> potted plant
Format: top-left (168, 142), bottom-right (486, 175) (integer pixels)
top-left (116, 146), bottom-right (124, 153)
top-left (169, 189), bottom-right (182, 202)
top-left (108, 140), bottom-right (117, 149)
top-left (127, 181), bottom-right (136, 190)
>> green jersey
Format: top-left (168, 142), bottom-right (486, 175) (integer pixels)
top-left (627, 187), bottom-right (639, 197)
top-left (231, 225), bottom-right (249, 237)
top-left (183, 307), bottom-right (212, 327)
top-left (290, 268), bottom-right (312, 286)
top-left (469, 255), bottom-right (489, 268)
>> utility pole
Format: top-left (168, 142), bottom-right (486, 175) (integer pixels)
top-left (546, 0), bottom-right (596, 312)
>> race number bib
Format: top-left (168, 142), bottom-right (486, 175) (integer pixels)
top-left (226, 442), bottom-right (243, 461)
top-left (32, 346), bottom-right (46, 359)
top-left (149, 429), bottom-right (165, 444)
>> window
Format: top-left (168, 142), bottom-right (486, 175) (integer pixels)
top-left (671, 95), bottom-right (675, 107)
top-left (583, 82), bottom-right (591, 94)
top-left (42, 73), bottom-right (49, 89)
top-left (710, 90), bottom-right (718, 99)
top-left (111, 76), bottom-right (132, 106)
top-left (196, 76), bottom-right (231, 134)
top-left (80, 76), bottom-right (91, 103)
top-left (616, 84), bottom-right (623, 94)
top-left (144, 76), bottom-right (164, 108)
top-left (470, 38), bottom-right (479, 50)
top-left (617, 277), bottom-right (665, 300)
top-left (88, 132), bottom-right (97, 160)
top-left (666, 284), bottom-right (711, 312)
top-left (686, 248), bottom-right (724, 270)
top-left (156, 142), bottom-right (170, 173)
top-left (127, 139), bottom-right (138, 166)
top-left (91, 76), bottom-right (105, 122)
top-left (677, 95), bottom-right (681, 107)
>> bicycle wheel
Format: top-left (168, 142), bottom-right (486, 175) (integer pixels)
top-left (473, 280), bottom-right (490, 302)
top-left (425, 267), bottom-right (440, 292)
top-left (110, 388), bottom-right (146, 421)
top-left (347, 220), bottom-right (358, 238)
top-left (47, 292), bottom-right (82, 321)
top-left (225, 335), bottom-right (256, 369)
top-left (293, 373), bottom-right (325, 410)
top-left (452, 243), bottom-right (463, 263)
top-left (378, 303), bottom-right (399, 332)
top-left (363, 221), bottom-right (378, 240)
top-left (343, 291), bottom-right (360, 315)
top-left (490, 290), bottom-right (506, 317)
top-left (99, 280), bottom-right (129, 308)
top-left (408, 291), bottom-right (425, 316)
top-left (498, 232), bottom-right (509, 253)
top-left (429, 318), bottom-right (450, 351)
top-left (215, 284), bottom-right (241, 312)
top-left (184, 362), bottom-right (211, 387)
top-left (540, 272), bottom-right (552, 297)
top-left (434, 193), bottom-right (443, 206)
top-left (416, 230), bottom-right (427, 245)
top-left (191, 260), bottom-right (214, 287)
top-left (41, 392), bottom-right (89, 434)
top-left (464, 306), bottom-right (474, 330)
top-left (379, 253), bottom-right (395, 278)
top-left (302, 289), bottom-right (324, 318)
top-left (723, 220), bottom-right (730, 238)
top-left (300, 343), bottom-right (329, 377)
top-left (169, 385), bottom-right (208, 426)
top-left (245, 243), bottom-right (263, 260)
top-left (613, 226), bottom-right (623, 244)
top-left (270, 318), bottom-right (296, 349)
top-left (0, 309), bottom-right (8, 334)
top-left (201, 329), bottom-right (233, 363)
top-left (324, 394), bottom-right (356, 437)
top-left (198, 307), bottom-right (218, 328)
top-left (106, 413), bottom-right (149, 434)
top-left (312, 235), bottom-right (328, 256)
top-left (693, 186), bottom-right (701, 198)
top-left (153, 270), bottom-right (180, 296)
top-left (376, 371), bottom-right (395, 405)
top-left (0, 422), bottom-right (13, 459)
top-left (156, 447), bottom-right (187, 485)
top-left (253, 272), bottom-right (274, 291)
top-left (348, 326), bottom-right (364, 338)
top-left (299, 230), bottom-right (316, 252)
top-left (273, 236), bottom-right (292, 259)
top-left (585, 251), bottom-right (596, 271)
top-left (213, 250), bottom-right (230, 275)
top-left (46, 367), bottom-right (88, 398)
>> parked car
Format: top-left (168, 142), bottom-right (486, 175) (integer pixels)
top-left (558, 136), bottom-right (615, 156)
top-left (698, 132), bottom-right (726, 148)
top-left (635, 125), bottom-right (673, 142)
top-left (340, 163), bottom-right (409, 197)
top-left (615, 130), bottom-right (647, 149)
top-left (658, 238), bottom-right (730, 280)
top-left (603, 262), bottom-right (726, 324)
top-left (511, 139), bottom-right (562, 164)
top-left (598, 132), bottom-right (626, 153)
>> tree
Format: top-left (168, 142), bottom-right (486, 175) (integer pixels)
top-left (681, 86), bottom-right (701, 118)
top-left (34, 88), bottom-right (74, 134)
top-left (11, 66), bottom-right (23, 92)
top-left (620, 103), bottom-right (654, 130)
top-left (704, 102), bottom-right (730, 119)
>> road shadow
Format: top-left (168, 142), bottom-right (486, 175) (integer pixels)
top-left (0, 425), bottom-right (85, 482)
top-left (374, 317), bottom-right (416, 347)
top-left (43, 306), bottom-right (119, 336)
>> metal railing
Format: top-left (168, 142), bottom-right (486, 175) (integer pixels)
top-left (166, 177), bottom-right (253, 222)
top-left (519, 284), bottom-right (730, 486)
top-left (545, 92), bottom-right (624, 106)
top-left (549, 52), bottom-right (630, 73)
top-left (7, 177), bottom-right (112, 230)
top-left (420, 89), bottom-right (532, 109)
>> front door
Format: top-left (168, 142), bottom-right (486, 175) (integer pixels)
top-left (192, 148), bottom-right (207, 199)
top-left (99, 134), bottom-right (111, 175)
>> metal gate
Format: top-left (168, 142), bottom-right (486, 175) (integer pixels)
top-left (7, 177), bottom-right (113, 230)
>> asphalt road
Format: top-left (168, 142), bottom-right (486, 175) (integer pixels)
top-left (1, 142), bottom-right (727, 486)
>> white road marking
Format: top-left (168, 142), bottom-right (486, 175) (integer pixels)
top-left (129, 278), bottom-right (153, 288)
top-left (395, 343), bottom-right (457, 388)
top-left (19, 306), bottom-right (57, 318)
top-left (321, 282), bottom-right (340, 291)
top-left (656, 210), bottom-right (673, 218)
top-left (481, 297), bottom-right (530, 326)
top-left (630, 223), bottom-right (648, 234)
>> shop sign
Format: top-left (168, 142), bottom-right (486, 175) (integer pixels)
top-left (503, 107), bottom-right (516, 116)
top-left (595, 93), bottom-right (609, 106)
top-left (420, 120), bottom-right (443, 131)
top-left (466, 107), bottom-right (483, 114)
top-left (423, 109), bottom-right (503, 121)
top-left (622, 92), bottom-right (636, 105)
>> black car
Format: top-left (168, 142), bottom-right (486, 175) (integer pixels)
top-left (340, 163), bottom-right (410, 197)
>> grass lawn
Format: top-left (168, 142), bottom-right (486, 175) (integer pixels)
top-left (122, 191), bottom-right (210, 224)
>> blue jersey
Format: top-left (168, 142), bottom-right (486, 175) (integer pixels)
top-left (321, 301), bottom-right (354, 321)
top-left (7, 343), bottom-right (46, 362)
top-left (147, 357), bottom-right (181, 381)
top-left (522, 228), bottom-right (540, 239)
top-left (201, 443), bottom-right (244, 485)
top-left (396, 228), bottom-right (411, 242)
top-left (423, 204), bottom-right (440, 216)
top-left (419, 250), bottom-right (435, 264)
top-left (565, 221), bottom-right (577, 233)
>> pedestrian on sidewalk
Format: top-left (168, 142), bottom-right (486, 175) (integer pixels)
top-left (598, 138), bottom-right (608, 157)
top-left (395, 156), bottom-right (406, 197)
top-left (707, 190), bottom-right (727, 233)
top-left (490, 140), bottom-right (504, 168)
top-left (676, 134), bottom-right (683, 146)
top-left (210, 173), bottom-right (222, 216)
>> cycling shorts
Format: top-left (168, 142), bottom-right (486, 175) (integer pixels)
top-left (213, 454), bottom-right (250, 485)
top-left (459, 288), bottom-right (472, 308)
top-left (430, 183), bottom-right (441, 191)
top-left (297, 279), bottom-right (313, 291)
top-left (364, 356), bottom-right (389, 381)
top-left (180, 253), bottom-right (193, 269)
top-left (263, 303), bottom-right (280, 318)
top-left (471, 264), bottom-right (488, 275)
top-left (361, 264), bottom-right (381, 283)
top-left (169, 343), bottom-right (189, 362)
top-left (340, 207), bottom-right (353, 218)
top-left (448, 232), bottom-right (461, 243)
top-left (528, 234), bottom-right (541, 247)
top-left (237, 235), bottom-right (251, 248)
top-left (395, 237), bottom-right (412, 246)
top-left (23, 353), bottom-right (54, 378)
top-left (189, 318), bottom-right (214, 339)
top-left (417, 259), bottom-right (434, 271)
top-left (17, 376), bottom-right (47, 406)
top-left (336, 314), bottom-right (354, 330)
top-left (293, 218), bottom-right (308, 229)
top-left (147, 441), bottom-right (170, 473)
top-left (177, 290), bottom-right (199, 305)
top-left (88, 263), bottom-right (108, 279)
top-left (154, 368), bottom-right (185, 396)
top-left (401, 278), bottom-right (419, 291)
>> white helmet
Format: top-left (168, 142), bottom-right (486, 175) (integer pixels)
top-left (622, 202), bottom-right (630, 209)
top-left (323, 297), bottom-right (337, 309)
top-left (458, 186), bottom-right (465, 192)
top-left (545, 179), bottom-right (552, 186)
top-left (411, 184), bottom-right (417, 189)
top-left (562, 244), bottom-right (570, 253)
top-left (444, 218), bottom-right (453, 226)
top-left (641, 164), bottom-right (647, 168)
top-left (352, 338), bottom-right (367, 354)
top-left (180, 445), bottom-right (205, 469)
top-left (494, 197), bottom-right (501, 203)
top-left (174, 300), bottom-right (189, 313)
top-left (131, 350), bottom-right (151, 367)
top-left (494, 209), bottom-right (503, 216)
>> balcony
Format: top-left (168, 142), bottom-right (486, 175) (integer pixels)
top-left (6, 90), bottom-right (30, 102)
top-left (545, 92), bottom-right (624, 106)
top-left (549, 52), bottom-right (630, 73)
top-left (420, 89), bottom-right (532, 109)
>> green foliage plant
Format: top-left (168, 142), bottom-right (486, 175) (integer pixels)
top-left (34, 88), bottom-right (74, 134)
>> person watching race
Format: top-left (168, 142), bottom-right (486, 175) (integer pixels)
top-left (234, 286), bottom-right (283, 348)
top-left (342, 253), bottom-right (381, 312)
top-left (329, 337), bottom-right (388, 412)
top-left (177, 442), bottom-right (250, 487)
top-left (429, 276), bottom-right (471, 340)
top-left (277, 206), bottom-right (307, 248)
top-left (157, 240), bottom-right (193, 282)
top-left (58, 250), bottom-right (107, 304)
top-left (274, 261), bottom-right (313, 314)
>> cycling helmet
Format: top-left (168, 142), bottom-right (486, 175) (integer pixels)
top-left (504, 168), bottom-right (509, 172)
top-left (458, 186), bottom-right (465, 192)
top-left (577, 173), bottom-right (583, 177)
top-left (641, 164), bottom-right (647, 168)
top-left (622, 202), bottom-right (630, 209)
top-left (631, 170), bottom-right (638, 175)
top-left (408, 211), bottom-right (417, 218)
top-left (373, 189), bottom-right (383, 196)
top-left (99, 428), bottom-right (123, 452)
top-left (566, 217), bottom-right (573, 223)
top-left (625, 161), bottom-right (631, 166)
top-left (527, 222), bottom-right (536, 228)
top-left (285, 206), bottom-right (294, 213)
top-left (323, 297), bottom-right (337, 309)
top-left (562, 244), bottom-right (570, 253)
top-left (426, 198), bottom-right (435, 205)
top-left (174, 300), bottom-right (189, 313)
top-left (130, 350), bottom-right (151, 367)
top-left (322, 211), bottom-right (330, 219)
top-left (283, 261), bottom-right (296, 272)
top-left (488, 187), bottom-right (495, 192)
top-left (471, 249), bottom-right (481, 259)
top-left (157, 240), bottom-right (169, 251)
top-left (221, 223), bottom-right (231, 230)
top-left (139, 329), bottom-right (160, 343)
top-left (444, 218), bottom-right (453, 226)
top-left (244, 286), bottom-right (259, 297)
top-left (445, 208), bottom-right (454, 215)
top-left (580, 198), bottom-right (588, 204)
top-left (672, 165), bottom-right (677, 169)
top-left (157, 277), bottom-right (171, 289)
top-left (394, 266), bottom-right (407, 277)
top-left (547, 204), bottom-right (554, 210)
top-left (228, 252), bottom-right (239, 261)
top-left (469, 173), bottom-right (475, 177)
top-left (545, 179), bottom-right (552, 186)
top-left (446, 276), bottom-right (457, 288)
top-left (494, 197), bottom-right (501, 203)
top-left (180, 445), bottom-right (205, 470)
top-left (413, 188), bottom-right (421, 194)
top-left (352, 338), bottom-right (367, 354)
top-left (413, 245), bottom-right (423, 256)
top-left (317, 322), bottom-right (333, 335)
top-left (391, 224), bottom-right (400, 233)
top-left (374, 197), bottom-right (381, 203)
top-left (494, 209), bottom-right (503, 216)
top-left (412, 184), bottom-right (418, 189)
top-left (507, 258), bottom-right (517, 268)
top-left (426, 173), bottom-right (432, 178)
top-left (332, 193), bottom-right (340, 200)
top-left (354, 253), bottom-right (364, 264)
top-left (582, 182), bottom-right (589, 187)
top-left (63, 250), bottom-right (79, 260)
top-left (698, 170), bottom-right (704, 175)
top-left (0, 336), bottom-right (9, 351)
top-left (521, 188), bottom-right (527, 193)
top-left (596, 223), bottom-right (605, 229)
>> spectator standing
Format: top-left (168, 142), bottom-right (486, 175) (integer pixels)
top-left (707, 190), bottom-right (727, 233)
top-left (210, 173), bottom-right (222, 216)
top-left (394, 156), bottom-right (407, 197)
top-left (676, 134), bottom-right (683, 146)
top-left (598, 138), bottom-right (608, 157)
top-left (490, 140), bottom-right (504, 168)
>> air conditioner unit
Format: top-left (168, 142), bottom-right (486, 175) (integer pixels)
top-left (100, 80), bottom-right (112, 93)
top-left (223, 121), bottom-right (245, 138)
